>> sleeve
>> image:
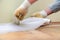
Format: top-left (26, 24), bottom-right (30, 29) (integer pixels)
top-left (56, 0), bottom-right (60, 2)
top-left (49, 1), bottom-right (60, 13)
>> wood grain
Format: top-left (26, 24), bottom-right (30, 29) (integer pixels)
top-left (0, 22), bottom-right (60, 40)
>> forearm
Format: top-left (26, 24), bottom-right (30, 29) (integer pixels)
top-left (15, 0), bottom-right (37, 20)
top-left (31, 0), bottom-right (60, 18)
top-left (19, 0), bottom-right (37, 9)
top-left (49, 1), bottom-right (60, 13)
top-left (40, 1), bottom-right (60, 17)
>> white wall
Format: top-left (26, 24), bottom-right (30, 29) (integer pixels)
top-left (0, 0), bottom-right (60, 23)
top-left (0, 0), bottom-right (23, 23)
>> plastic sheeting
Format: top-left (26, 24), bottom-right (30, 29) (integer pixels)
top-left (0, 17), bottom-right (50, 34)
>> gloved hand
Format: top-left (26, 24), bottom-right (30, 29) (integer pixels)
top-left (31, 12), bottom-right (43, 18)
top-left (14, 0), bottom-right (37, 25)
top-left (31, 10), bottom-right (48, 18)
top-left (14, 0), bottom-right (37, 20)
top-left (14, 8), bottom-right (27, 20)
top-left (30, 11), bottom-right (51, 25)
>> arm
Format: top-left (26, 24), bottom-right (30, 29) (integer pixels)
top-left (31, 1), bottom-right (60, 18)
top-left (14, 0), bottom-right (37, 20)
top-left (45, 1), bottom-right (60, 15)
top-left (13, 0), bottom-right (37, 24)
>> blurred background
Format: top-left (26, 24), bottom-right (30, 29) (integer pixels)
top-left (0, 0), bottom-right (60, 23)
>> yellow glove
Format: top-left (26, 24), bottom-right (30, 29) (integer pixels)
top-left (14, 8), bottom-right (27, 20)
top-left (14, 0), bottom-right (37, 20)
top-left (31, 12), bottom-right (43, 18)
top-left (31, 10), bottom-right (48, 18)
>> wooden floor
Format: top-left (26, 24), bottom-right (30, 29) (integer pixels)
top-left (0, 22), bottom-right (60, 40)
top-left (37, 22), bottom-right (60, 40)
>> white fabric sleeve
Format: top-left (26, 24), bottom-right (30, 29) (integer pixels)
top-left (19, 0), bottom-right (31, 9)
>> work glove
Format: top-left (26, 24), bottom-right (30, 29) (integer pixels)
top-left (31, 10), bottom-right (48, 18)
top-left (31, 12), bottom-right (43, 18)
top-left (14, 8), bottom-right (27, 20)
top-left (14, 0), bottom-right (37, 20)
top-left (14, 0), bottom-right (37, 24)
